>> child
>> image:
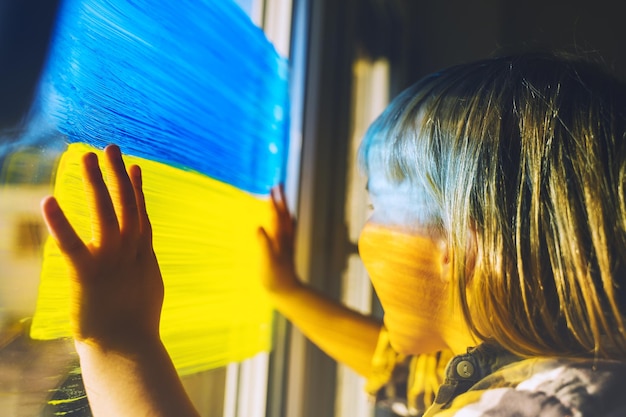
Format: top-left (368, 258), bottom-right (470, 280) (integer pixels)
top-left (42, 52), bottom-right (626, 416)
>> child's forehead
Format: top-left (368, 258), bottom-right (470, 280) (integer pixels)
top-left (366, 167), bottom-right (405, 193)
top-left (366, 171), bottom-right (440, 228)
top-left (363, 134), bottom-right (419, 187)
top-left (361, 106), bottom-right (431, 171)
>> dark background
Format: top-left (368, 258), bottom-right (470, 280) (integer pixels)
top-left (1, 0), bottom-right (625, 130)
top-left (0, 0), bottom-right (61, 129)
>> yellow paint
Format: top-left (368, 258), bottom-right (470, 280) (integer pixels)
top-left (31, 143), bottom-right (274, 375)
top-left (358, 223), bottom-right (449, 355)
top-left (358, 223), bottom-right (475, 356)
top-left (47, 395), bottom-right (88, 406)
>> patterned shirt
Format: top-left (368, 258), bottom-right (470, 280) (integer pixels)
top-left (432, 343), bottom-right (626, 416)
top-left (368, 335), bottom-right (626, 417)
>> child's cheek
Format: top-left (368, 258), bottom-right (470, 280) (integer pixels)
top-left (358, 222), bottom-right (448, 355)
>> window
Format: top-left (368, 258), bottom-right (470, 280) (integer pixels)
top-left (0, 1), bottom-right (299, 416)
top-left (0, 2), bottom-right (390, 417)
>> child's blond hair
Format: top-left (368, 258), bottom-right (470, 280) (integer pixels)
top-left (360, 53), bottom-right (626, 359)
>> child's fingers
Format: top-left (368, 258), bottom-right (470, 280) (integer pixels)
top-left (257, 226), bottom-right (269, 246)
top-left (128, 164), bottom-right (153, 241)
top-left (257, 226), bottom-right (276, 257)
top-left (271, 185), bottom-right (288, 215)
top-left (41, 196), bottom-right (89, 262)
top-left (104, 145), bottom-right (139, 238)
top-left (81, 152), bottom-right (120, 246)
top-left (270, 185), bottom-right (294, 235)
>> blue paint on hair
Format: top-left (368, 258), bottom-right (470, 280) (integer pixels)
top-left (32, 0), bottom-right (289, 195)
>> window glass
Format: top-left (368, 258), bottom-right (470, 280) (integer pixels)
top-left (0, 0), bottom-right (293, 416)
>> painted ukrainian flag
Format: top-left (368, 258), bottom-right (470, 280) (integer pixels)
top-left (30, 0), bottom-right (288, 376)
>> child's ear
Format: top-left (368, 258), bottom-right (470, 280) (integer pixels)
top-left (438, 238), bottom-right (450, 265)
top-left (433, 233), bottom-right (452, 282)
top-left (437, 226), bottom-right (478, 283)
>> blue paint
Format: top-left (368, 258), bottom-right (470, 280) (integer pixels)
top-left (233, 0), bottom-right (256, 19)
top-left (33, 0), bottom-right (289, 195)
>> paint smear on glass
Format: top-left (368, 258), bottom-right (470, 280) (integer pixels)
top-left (31, 143), bottom-right (275, 375)
top-left (31, 0), bottom-right (289, 195)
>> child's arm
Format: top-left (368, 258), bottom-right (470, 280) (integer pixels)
top-left (41, 145), bottom-right (199, 417)
top-left (259, 186), bottom-right (381, 378)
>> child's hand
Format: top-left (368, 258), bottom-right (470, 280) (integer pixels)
top-left (258, 185), bottom-right (301, 295)
top-left (41, 144), bottom-right (164, 353)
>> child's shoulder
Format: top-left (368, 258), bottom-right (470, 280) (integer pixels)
top-left (443, 354), bottom-right (626, 417)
